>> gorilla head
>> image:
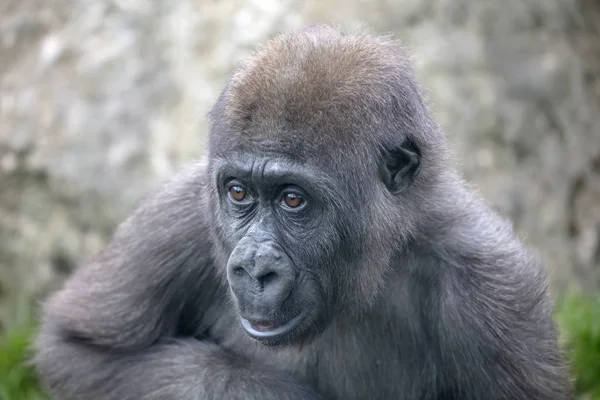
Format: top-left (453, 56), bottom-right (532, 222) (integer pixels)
top-left (206, 25), bottom-right (441, 346)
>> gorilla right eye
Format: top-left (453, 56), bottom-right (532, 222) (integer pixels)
top-left (282, 192), bottom-right (304, 209)
top-left (229, 185), bottom-right (247, 202)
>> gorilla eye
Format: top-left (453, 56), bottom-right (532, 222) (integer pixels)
top-left (229, 185), bottom-right (247, 202)
top-left (282, 192), bottom-right (304, 209)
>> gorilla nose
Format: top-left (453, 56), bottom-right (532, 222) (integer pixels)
top-left (234, 264), bottom-right (279, 290)
top-left (228, 246), bottom-right (295, 304)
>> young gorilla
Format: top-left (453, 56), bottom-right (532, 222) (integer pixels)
top-left (34, 25), bottom-right (572, 399)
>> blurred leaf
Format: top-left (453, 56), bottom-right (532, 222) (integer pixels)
top-left (0, 324), bottom-right (48, 400)
top-left (555, 292), bottom-right (600, 399)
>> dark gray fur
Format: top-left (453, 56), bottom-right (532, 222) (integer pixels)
top-left (33, 24), bottom-right (573, 399)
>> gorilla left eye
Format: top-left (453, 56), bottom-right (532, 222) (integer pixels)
top-left (282, 192), bottom-right (304, 209)
top-left (228, 185), bottom-right (248, 202)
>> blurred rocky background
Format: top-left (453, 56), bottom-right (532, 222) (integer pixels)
top-left (0, 0), bottom-right (599, 397)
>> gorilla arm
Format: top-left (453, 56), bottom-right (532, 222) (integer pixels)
top-left (33, 162), bottom-right (321, 400)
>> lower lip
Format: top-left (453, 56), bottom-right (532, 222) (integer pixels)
top-left (241, 311), bottom-right (307, 339)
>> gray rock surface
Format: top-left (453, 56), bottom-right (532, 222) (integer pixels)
top-left (1, 0), bottom-right (598, 326)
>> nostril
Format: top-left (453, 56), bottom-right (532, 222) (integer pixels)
top-left (259, 271), bottom-right (278, 287)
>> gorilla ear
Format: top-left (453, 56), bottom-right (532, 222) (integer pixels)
top-left (381, 139), bottom-right (421, 195)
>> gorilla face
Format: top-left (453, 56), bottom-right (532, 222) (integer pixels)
top-left (210, 133), bottom-right (421, 347)
top-left (211, 153), bottom-right (349, 346)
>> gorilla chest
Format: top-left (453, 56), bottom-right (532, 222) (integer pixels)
top-left (249, 325), bottom-right (416, 400)
top-left (217, 303), bottom-right (429, 398)
top-left (311, 335), bottom-right (407, 399)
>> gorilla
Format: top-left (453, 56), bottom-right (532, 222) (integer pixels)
top-left (34, 24), bottom-right (572, 399)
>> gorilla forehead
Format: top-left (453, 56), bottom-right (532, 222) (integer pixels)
top-left (210, 25), bottom-right (422, 154)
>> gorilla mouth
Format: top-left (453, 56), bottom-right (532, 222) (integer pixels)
top-left (241, 311), bottom-right (307, 340)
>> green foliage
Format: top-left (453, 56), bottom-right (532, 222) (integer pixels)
top-left (0, 291), bottom-right (598, 400)
top-left (0, 324), bottom-right (47, 400)
top-left (555, 292), bottom-right (600, 400)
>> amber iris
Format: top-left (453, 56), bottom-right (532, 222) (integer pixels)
top-left (283, 193), bottom-right (303, 208)
top-left (230, 186), bottom-right (247, 201)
